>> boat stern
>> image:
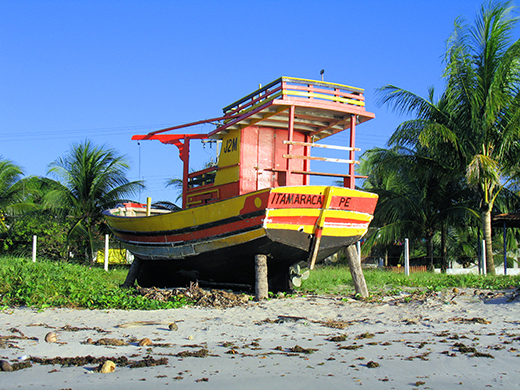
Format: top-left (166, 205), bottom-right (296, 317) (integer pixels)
top-left (264, 185), bottom-right (377, 257)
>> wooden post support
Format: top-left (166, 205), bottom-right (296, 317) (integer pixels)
top-left (121, 258), bottom-right (143, 288)
top-left (255, 254), bottom-right (268, 300)
top-left (345, 244), bottom-right (368, 298)
top-left (307, 234), bottom-right (322, 270)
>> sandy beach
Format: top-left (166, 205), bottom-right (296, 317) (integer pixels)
top-left (0, 289), bottom-right (519, 389)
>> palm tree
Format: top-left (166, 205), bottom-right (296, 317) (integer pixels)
top-left (360, 144), bottom-right (474, 271)
top-left (0, 157), bottom-right (24, 231)
top-left (47, 140), bottom-right (143, 262)
top-left (377, 1), bottom-right (520, 274)
top-left (165, 177), bottom-right (183, 203)
top-left (443, 1), bottom-right (520, 274)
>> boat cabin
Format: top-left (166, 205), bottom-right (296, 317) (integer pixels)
top-left (132, 77), bottom-right (375, 209)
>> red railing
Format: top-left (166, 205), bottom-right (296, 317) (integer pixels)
top-left (222, 77), bottom-right (366, 119)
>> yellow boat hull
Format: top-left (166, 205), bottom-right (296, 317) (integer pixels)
top-left (104, 185), bottom-right (377, 290)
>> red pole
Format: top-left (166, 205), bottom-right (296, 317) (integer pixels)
top-left (303, 134), bottom-right (310, 185)
top-left (287, 105), bottom-right (295, 185)
top-left (182, 135), bottom-right (190, 208)
top-left (344, 114), bottom-right (356, 189)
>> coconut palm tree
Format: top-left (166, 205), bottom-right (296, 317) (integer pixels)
top-left (0, 157), bottom-right (25, 231)
top-left (443, 1), bottom-right (520, 274)
top-left (377, 1), bottom-right (520, 274)
top-left (47, 140), bottom-right (143, 262)
top-left (360, 143), bottom-right (475, 271)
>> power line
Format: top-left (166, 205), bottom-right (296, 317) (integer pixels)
top-left (0, 122), bottom-right (211, 143)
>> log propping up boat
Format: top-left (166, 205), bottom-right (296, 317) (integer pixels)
top-left (103, 77), bottom-right (378, 290)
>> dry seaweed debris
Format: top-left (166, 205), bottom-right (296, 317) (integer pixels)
top-left (288, 345), bottom-right (318, 354)
top-left (507, 287), bottom-right (520, 302)
top-left (60, 325), bottom-right (109, 333)
top-left (318, 318), bottom-right (370, 329)
top-left (256, 317), bottom-right (368, 329)
top-left (453, 343), bottom-right (494, 358)
top-left (472, 352), bottom-right (495, 358)
top-left (127, 356), bottom-right (169, 368)
top-left (316, 319), bottom-right (354, 329)
top-left (256, 316), bottom-right (308, 325)
top-left (339, 344), bottom-right (363, 350)
top-left (176, 348), bottom-right (209, 358)
top-left (0, 334), bottom-right (38, 342)
top-left (136, 282), bottom-right (251, 308)
top-left (326, 334), bottom-right (348, 342)
top-left (448, 317), bottom-right (491, 324)
top-left (355, 332), bottom-right (375, 340)
top-left (0, 334), bottom-right (39, 349)
top-left (404, 352), bottom-right (430, 361)
top-left (82, 338), bottom-right (128, 346)
top-left (0, 360), bottom-right (33, 371)
top-left (30, 355), bottom-right (168, 368)
top-left (31, 355), bottom-right (129, 366)
top-left (454, 342), bottom-right (477, 353)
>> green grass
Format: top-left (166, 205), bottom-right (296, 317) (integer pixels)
top-left (2, 256), bottom-right (519, 309)
top-left (296, 264), bottom-right (520, 295)
top-left (0, 256), bottom-right (191, 310)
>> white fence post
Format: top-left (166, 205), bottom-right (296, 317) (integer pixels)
top-left (481, 239), bottom-right (487, 275)
top-left (32, 235), bottom-right (37, 263)
top-left (104, 234), bottom-right (109, 271)
top-left (356, 241), bottom-right (361, 264)
top-left (503, 222), bottom-right (507, 276)
top-left (404, 238), bottom-right (410, 276)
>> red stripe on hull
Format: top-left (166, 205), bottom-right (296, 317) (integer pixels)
top-left (323, 217), bottom-right (368, 224)
top-left (329, 196), bottom-right (377, 214)
top-left (268, 192), bottom-right (377, 214)
top-left (266, 216), bottom-right (369, 226)
top-left (114, 215), bottom-right (265, 244)
top-left (266, 216), bottom-right (318, 225)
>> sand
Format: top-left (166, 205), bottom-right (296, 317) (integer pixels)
top-left (0, 288), bottom-right (519, 389)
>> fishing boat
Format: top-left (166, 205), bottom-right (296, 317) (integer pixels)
top-left (103, 76), bottom-right (378, 291)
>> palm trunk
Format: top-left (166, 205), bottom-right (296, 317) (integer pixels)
top-left (482, 209), bottom-right (496, 275)
top-left (441, 222), bottom-right (447, 273)
top-left (426, 235), bottom-right (434, 271)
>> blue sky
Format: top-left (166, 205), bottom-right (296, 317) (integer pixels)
top-left (1, 0), bottom-right (518, 202)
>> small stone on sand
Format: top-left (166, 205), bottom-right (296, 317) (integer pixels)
top-left (138, 338), bottom-right (153, 346)
top-left (0, 360), bottom-right (13, 372)
top-left (45, 332), bottom-right (57, 343)
top-left (100, 360), bottom-right (116, 373)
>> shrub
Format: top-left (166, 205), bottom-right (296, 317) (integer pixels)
top-left (3, 213), bottom-right (71, 260)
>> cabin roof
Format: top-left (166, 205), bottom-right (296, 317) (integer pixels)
top-left (209, 76), bottom-right (374, 141)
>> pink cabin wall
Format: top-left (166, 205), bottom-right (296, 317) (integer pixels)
top-left (239, 126), bottom-right (307, 194)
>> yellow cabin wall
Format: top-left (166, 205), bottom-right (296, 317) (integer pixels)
top-left (213, 129), bottom-right (241, 186)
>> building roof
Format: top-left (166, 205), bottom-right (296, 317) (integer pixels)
top-left (492, 213), bottom-right (520, 228)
